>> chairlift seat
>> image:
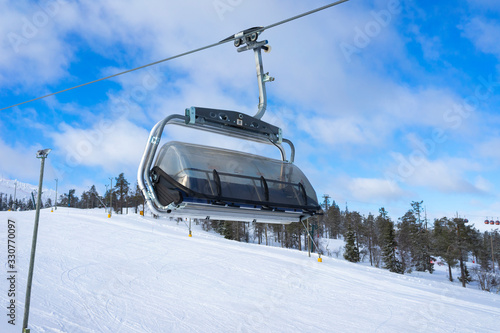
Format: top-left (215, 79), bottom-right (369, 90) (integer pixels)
top-left (151, 142), bottom-right (320, 223)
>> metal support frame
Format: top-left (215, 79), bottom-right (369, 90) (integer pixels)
top-left (137, 109), bottom-right (302, 223)
top-left (23, 148), bottom-right (51, 333)
top-left (300, 217), bottom-right (322, 261)
top-left (233, 29), bottom-right (274, 120)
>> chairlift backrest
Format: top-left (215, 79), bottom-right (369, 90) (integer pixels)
top-left (152, 141), bottom-right (319, 212)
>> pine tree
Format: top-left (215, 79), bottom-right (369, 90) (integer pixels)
top-left (379, 208), bottom-right (403, 274)
top-left (131, 182), bottom-right (144, 213)
top-left (344, 223), bottom-right (360, 262)
top-left (411, 200), bottom-right (424, 228)
top-left (433, 217), bottom-right (458, 281)
top-left (67, 189), bottom-right (76, 207)
top-left (326, 201), bottom-right (342, 239)
top-left (88, 185), bottom-right (99, 208)
top-left (410, 201), bottom-right (434, 273)
top-left (8, 195), bottom-right (14, 210)
top-left (396, 210), bottom-right (417, 273)
top-left (80, 190), bottom-right (90, 208)
top-left (455, 218), bottom-right (474, 288)
top-left (364, 213), bottom-right (378, 266)
top-left (479, 232), bottom-right (492, 271)
top-left (350, 211), bottom-right (363, 250)
top-left (458, 263), bottom-right (472, 285)
top-left (222, 221), bottom-right (234, 240)
top-left (286, 222), bottom-right (302, 249)
top-left (59, 193), bottom-right (68, 207)
top-left (382, 222), bottom-right (403, 273)
top-left (254, 222), bottom-right (264, 244)
top-left (114, 173), bottom-right (130, 214)
top-left (414, 228), bottom-right (434, 273)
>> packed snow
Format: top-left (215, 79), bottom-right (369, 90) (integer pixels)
top-left (1, 208), bottom-right (499, 333)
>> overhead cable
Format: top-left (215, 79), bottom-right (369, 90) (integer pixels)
top-left (0, 0), bottom-right (349, 112)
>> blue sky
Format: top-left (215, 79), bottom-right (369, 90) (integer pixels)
top-left (1, 0), bottom-right (500, 229)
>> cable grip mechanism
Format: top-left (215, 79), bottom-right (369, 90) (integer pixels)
top-left (230, 27), bottom-right (274, 120)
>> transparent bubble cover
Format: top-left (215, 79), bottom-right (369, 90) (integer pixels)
top-left (153, 141), bottom-right (320, 211)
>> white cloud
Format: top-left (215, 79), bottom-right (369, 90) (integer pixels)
top-left (2, 0), bottom-right (467, 142)
top-left (0, 0), bottom-right (74, 88)
top-left (299, 116), bottom-right (374, 146)
top-left (474, 175), bottom-right (492, 193)
top-left (410, 27), bottom-right (441, 61)
top-left (49, 118), bottom-right (149, 174)
top-left (292, 84), bottom-right (465, 152)
top-left (476, 137), bottom-right (500, 164)
top-left (347, 177), bottom-right (407, 202)
top-left (0, 137), bottom-right (47, 181)
top-left (387, 153), bottom-right (483, 194)
top-left (462, 17), bottom-right (500, 59)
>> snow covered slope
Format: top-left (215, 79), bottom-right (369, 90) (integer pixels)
top-left (0, 178), bottom-right (57, 205)
top-left (1, 209), bottom-right (499, 332)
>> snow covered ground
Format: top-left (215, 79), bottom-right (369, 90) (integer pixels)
top-left (1, 208), bottom-right (499, 333)
top-left (0, 177), bottom-right (57, 206)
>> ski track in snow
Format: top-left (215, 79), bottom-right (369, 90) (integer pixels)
top-left (0, 208), bottom-right (499, 333)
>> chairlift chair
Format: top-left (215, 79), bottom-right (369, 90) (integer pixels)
top-left (137, 29), bottom-right (321, 224)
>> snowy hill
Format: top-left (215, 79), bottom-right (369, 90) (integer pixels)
top-left (1, 208), bottom-right (499, 332)
top-left (0, 178), bottom-right (57, 206)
